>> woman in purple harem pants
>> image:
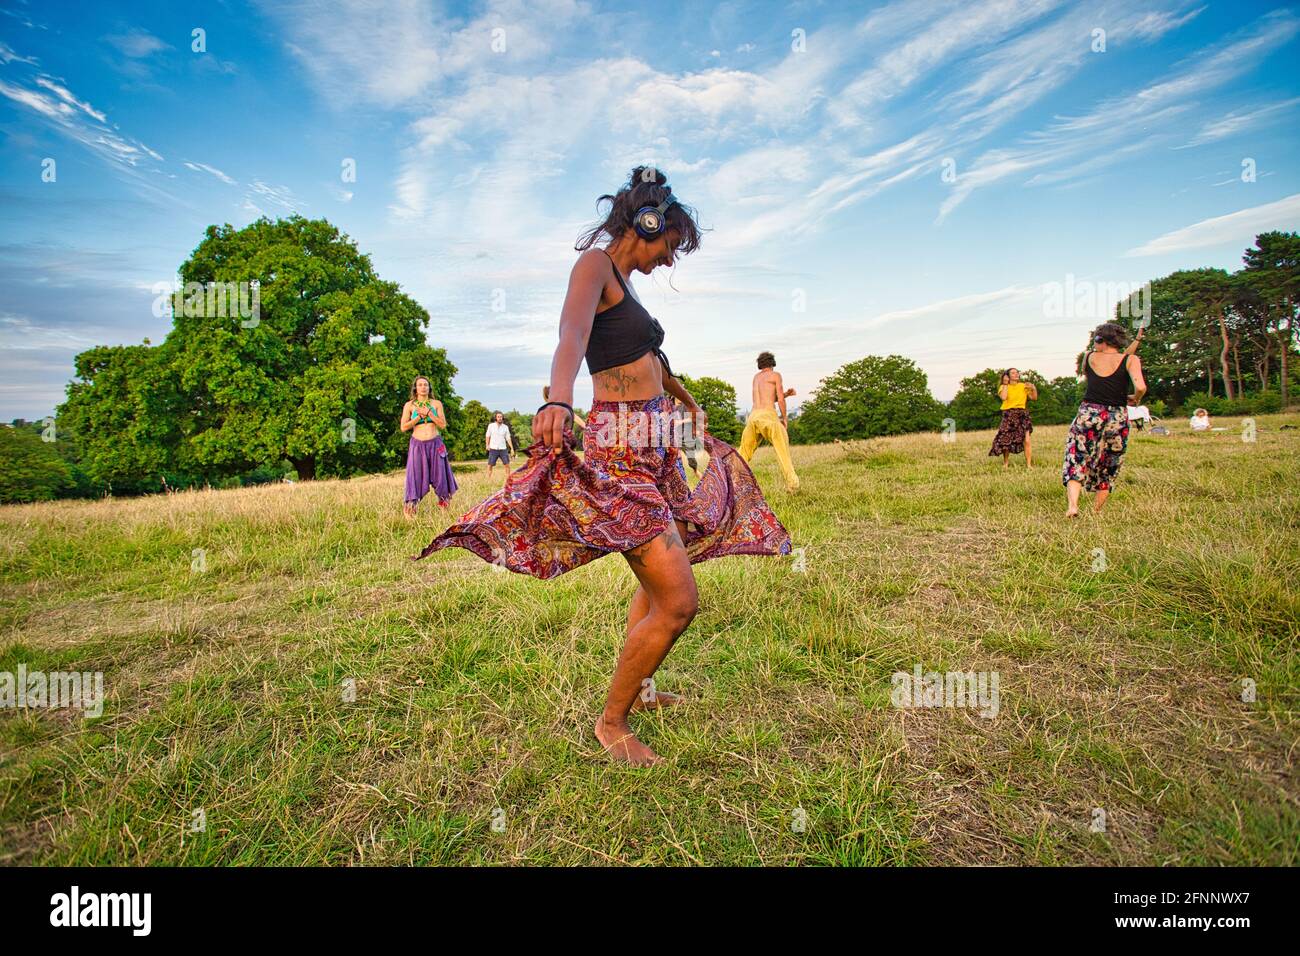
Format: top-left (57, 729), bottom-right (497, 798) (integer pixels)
top-left (401, 375), bottom-right (458, 517)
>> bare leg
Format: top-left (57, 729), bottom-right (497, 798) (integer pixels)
top-left (1002, 452), bottom-right (1010, 468)
top-left (595, 522), bottom-right (698, 766)
top-left (1093, 488), bottom-right (1111, 514)
top-left (1066, 480), bottom-right (1082, 518)
top-left (625, 523), bottom-right (688, 713)
top-left (1024, 433), bottom-right (1033, 467)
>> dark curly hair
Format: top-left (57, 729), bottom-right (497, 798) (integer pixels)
top-left (1092, 322), bottom-right (1129, 350)
top-left (575, 166), bottom-right (704, 255)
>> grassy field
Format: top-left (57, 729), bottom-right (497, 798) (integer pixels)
top-left (1, 414), bottom-right (1297, 866)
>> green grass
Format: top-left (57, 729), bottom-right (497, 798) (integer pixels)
top-left (1, 415), bottom-right (1296, 865)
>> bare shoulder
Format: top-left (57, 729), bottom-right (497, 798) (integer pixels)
top-left (571, 247), bottom-right (610, 280)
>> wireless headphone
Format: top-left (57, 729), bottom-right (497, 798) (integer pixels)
top-left (633, 189), bottom-right (678, 241)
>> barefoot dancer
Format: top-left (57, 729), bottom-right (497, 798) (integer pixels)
top-left (402, 376), bottom-right (458, 516)
top-left (412, 167), bottom-right (791, 765)
top-left (989, 368), bottom-right (1037, 468)
top-left (1062, 323), bottom-right (1146, 517)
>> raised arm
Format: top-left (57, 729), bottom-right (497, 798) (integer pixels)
top-left (1124, 326), bottom-right (1144, 357)
top-left (430, 399), bottom-right (447, 430)
top-left (1127, 355), bottom-right (1147, 404)
top-left (1025, 382), bottom-right (1038, 400)
top-left (537, 252), bottom-right (604, 450)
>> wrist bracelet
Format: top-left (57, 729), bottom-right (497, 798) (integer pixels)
top-left (538, 401), bottom-right (573, 419)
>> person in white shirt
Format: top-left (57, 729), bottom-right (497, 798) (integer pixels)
top-left (1189, 408), bottom-right (1211, 432)
top-left (486, 412), bottom-right (515, 480)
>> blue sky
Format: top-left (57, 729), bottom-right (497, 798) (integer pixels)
top-left (2, 0), bottom-right (1299, 422)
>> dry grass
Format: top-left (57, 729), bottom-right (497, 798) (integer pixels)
top-left (0, 415), bottom-right (1296, 865)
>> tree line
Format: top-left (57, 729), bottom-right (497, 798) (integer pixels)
top-left (1, 222), bottom-right (1294, 503)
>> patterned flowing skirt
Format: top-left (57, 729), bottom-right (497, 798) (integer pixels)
top-left (405, 435), bottom-right (458, 506)
top-left (411, 394), bottom-right (792, 578)
top-left (1061, 402), bottom-right (1129, 492)
top-left (988, 407), bottom-right (1033, 456)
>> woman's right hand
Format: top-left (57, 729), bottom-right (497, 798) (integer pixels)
top-left (533, 405), bottom-right (571, 453)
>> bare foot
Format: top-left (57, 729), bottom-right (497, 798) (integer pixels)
top-left (1065, 507), bottom-right (1080, 519)
top-left (630, 690), bottom-right (682, 713)
top-left (595, 715), bottom-right (663, 766)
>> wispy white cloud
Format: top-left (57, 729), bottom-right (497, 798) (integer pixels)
top-left (0, 72), bottom-right (165, 170)
top-left (103, 29), bottom-right (171, 59)
top-left (1126, 193), bottom-right (1300, 256)
top-left (183, 161), bottom-right (237, 185)
top-left (1173, 97), bottom-right (1300, 148)
top-left (937, 8), bottom-right (1299, 221)
top-left (0, 38), bottom-right (39, 64)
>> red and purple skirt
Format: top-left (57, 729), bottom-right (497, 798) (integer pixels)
top-left (412, 394), bottom-right (792, 578)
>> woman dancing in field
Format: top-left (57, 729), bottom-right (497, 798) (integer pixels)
top-left (413, 167), bottom-right (791, 765)
top-left (988, 368), bottom-right (1037, 467)
top-left (402, 375), bottom-right (458, 516)
top-left (1062, 322), bottom-right (1147, 517)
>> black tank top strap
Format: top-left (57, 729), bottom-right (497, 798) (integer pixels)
top-left (601, 248), bottom-right (630, 295)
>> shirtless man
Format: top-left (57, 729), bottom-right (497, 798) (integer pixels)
top-left (738, 351), bottom-right (800, 493)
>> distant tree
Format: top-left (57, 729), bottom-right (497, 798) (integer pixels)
top-left (0, 424), bottom-right (73, 503)
top-left (794, 355), bottom-right (944, 443)
top-left (450, 400), bottom-right (494, 461)
top-left (677, 373), bottom-right (742, 444)
top-left (1019, 370), bottom-right (1077, 425)
top-left (946, 369), bottom-right (1003, 431)
top-left (1242, 231), bottom-right (1300, 407)
top-left (505, 410), bottom-right (533, 454)
top-left (947, 368), bottom-right (1076, 430)
top-left (58, 343), bottom-right (182, 493)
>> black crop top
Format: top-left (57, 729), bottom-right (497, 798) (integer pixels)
top-left (585, 249), bottom-right (674, 377)
top-left (1083, 352), bottom-right (1131, 406)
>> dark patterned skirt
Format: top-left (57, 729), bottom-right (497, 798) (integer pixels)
top-left (988, 408), bottom-right (1033, 456)
top-left (412, 394), bottom-right (792, 578)
top-left (1061, 402), bottom-right (1129, 492)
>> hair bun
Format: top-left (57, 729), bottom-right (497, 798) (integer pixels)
top-left (629, 165), bottom-right (668, 188)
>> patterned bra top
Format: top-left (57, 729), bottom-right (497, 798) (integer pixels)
top-left (584, 249), bottom-right (675, 378)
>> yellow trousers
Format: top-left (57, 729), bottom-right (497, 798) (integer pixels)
top-left (739, 409), bottom-right (799, 491)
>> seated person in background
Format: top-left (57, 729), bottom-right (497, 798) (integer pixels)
top-left (1189, 408), bottom-right (1211, 432)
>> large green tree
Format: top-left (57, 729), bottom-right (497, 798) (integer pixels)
top-left (793, 355), bottom-right (944, 443)
top-left (59, 216), bottom-right (459, 484)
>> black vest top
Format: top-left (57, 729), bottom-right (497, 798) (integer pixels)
top-left (1083, 352), bottom-right (1131, 406)
top-left (584, 250), bottom-right (674, 378)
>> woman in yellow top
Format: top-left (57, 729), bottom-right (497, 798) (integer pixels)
top-left (988, 368), bottom-right (1037, 468)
